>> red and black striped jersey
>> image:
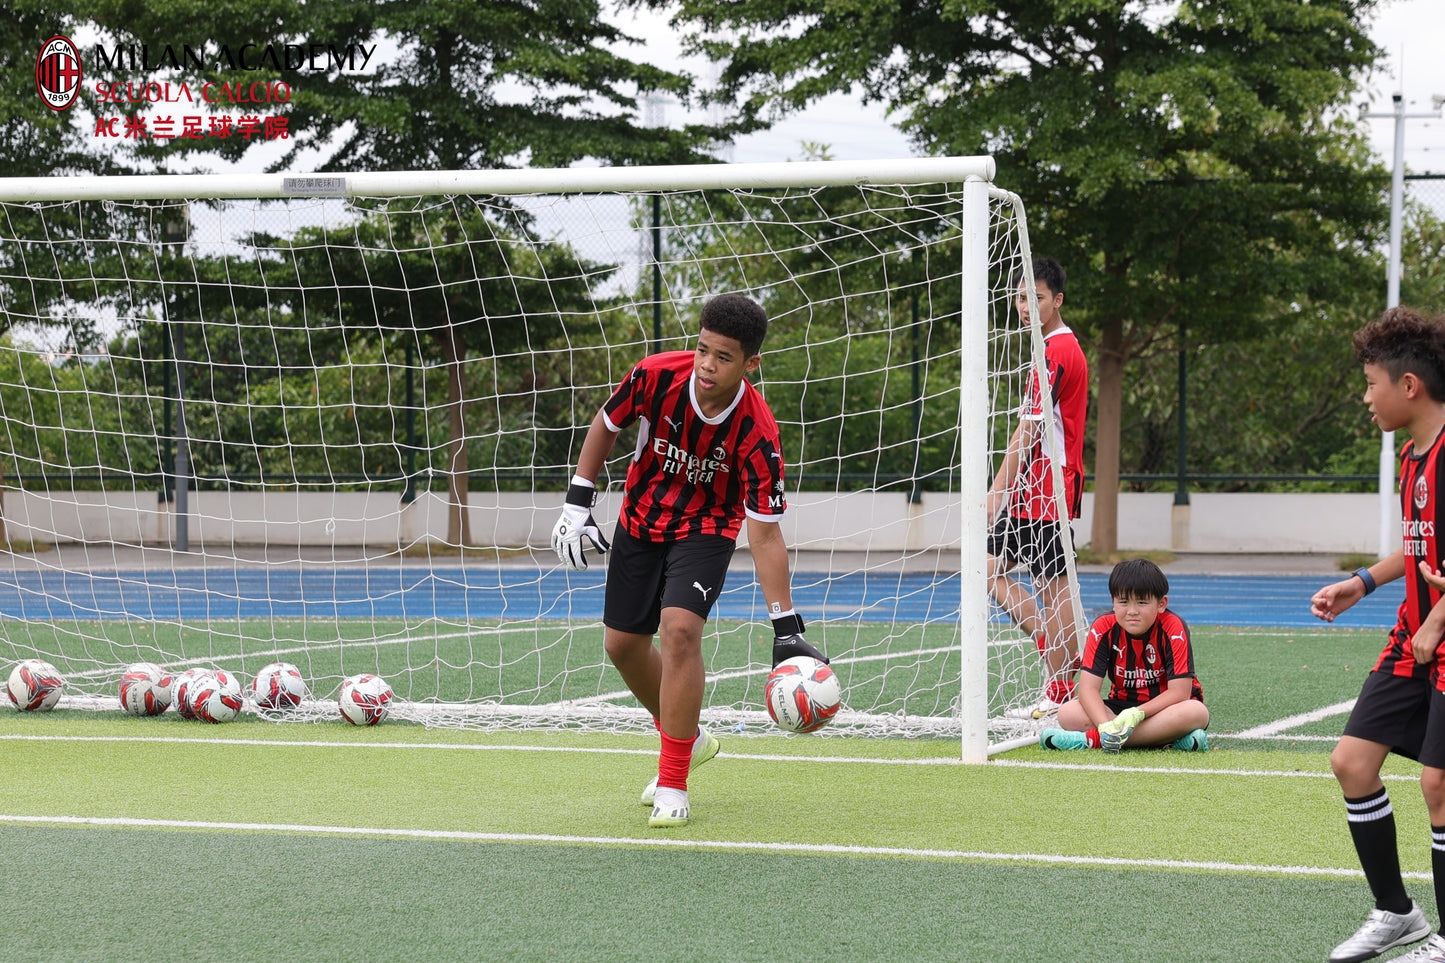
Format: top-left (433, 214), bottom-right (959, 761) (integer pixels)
top-left (601, 351), bottom-right (786, 542)
top-left (1082, 609), bottom-right (1204, 705)
top-left (1012, 326), bottom-right (1088, 521)
top-left (1389, 428), bottom-right (1445, 683)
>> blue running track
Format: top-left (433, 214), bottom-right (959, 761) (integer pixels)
top-left (0, 568), bottom-right (1402, 629)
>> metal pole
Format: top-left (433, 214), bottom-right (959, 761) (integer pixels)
top-left (909, 293), bottom-right (924, 505)
top-left (402, 340), bottom-right (417, 504)
top-left (173, 321), bottom-right (190, 553)
top-left (1380, 93), bottom-right (1406, 559)
top-left (1175, 322), bottom-right (1189, 507)
top-left (1366, 91), bottom-right (1444, 558)
top-left (160, 323), bottom-right (173, 504)
top-left (652, 194), bottom-right (663, 350)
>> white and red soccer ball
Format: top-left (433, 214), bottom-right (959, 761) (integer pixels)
top-left (338, 673), bottom-right (392, 726)
top-left (251, 662), bottom-right (309, 710)
top-left (170, 667), bottom-right (214, 721)
top-left (188, 669), bottom-right (244, 723)
top-left (765, 656), bottom-right (841, 733)
top-left (7, 659), bottom-right (64, 711)
top-left (119, 662), bottom-right (172, 716)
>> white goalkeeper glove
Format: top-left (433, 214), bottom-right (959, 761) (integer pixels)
top-left (771, 612), bottom-right (829, 667)
top-left (551, 480), bottom-right (610, 571)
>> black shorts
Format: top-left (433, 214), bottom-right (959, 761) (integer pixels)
top-left (1344, 670), bottom-right (1432, 762)
top-left (602, 525), bottom-right (736, 636)
top-left (987, 515), bottom-right (1073, 581)
top-left (1415, 688), bottom-right (1445, 769)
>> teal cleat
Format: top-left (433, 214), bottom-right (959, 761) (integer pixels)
top-left (1170, 728), bottom-right (1209, 752)
top-left (640, 726), bottom-right (720, 806)
top-left (1039, 728), bottom-right (1088, 750)
top-left (1099, 707), bottom-right (1146, 753)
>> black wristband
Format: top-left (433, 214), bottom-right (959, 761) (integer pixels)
top-left (1353, 567), bottom-right (1377, 595)
top-left (564, 482), bottom-right (596, 509)
top-left (771, 613), bottom-right (805, 637)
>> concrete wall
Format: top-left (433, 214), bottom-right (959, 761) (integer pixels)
top-left (0, 488), bottom-right (1388, 555)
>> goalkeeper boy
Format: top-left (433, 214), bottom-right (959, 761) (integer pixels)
top-left (551, 293), bottom-right (826, 829)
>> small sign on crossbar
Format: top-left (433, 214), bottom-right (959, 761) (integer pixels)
top-left (282, 176), bottom-right (347, 196)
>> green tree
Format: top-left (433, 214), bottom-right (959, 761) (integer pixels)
top-left (652, 0), bottom-right (1390, 551)
top-left (277, 201), bottom-right (611, 542)
top-left (272, 0), bottom-right (724, 172)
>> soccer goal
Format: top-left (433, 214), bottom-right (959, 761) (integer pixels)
top-left (0, 158), bottom-right (1082, 760)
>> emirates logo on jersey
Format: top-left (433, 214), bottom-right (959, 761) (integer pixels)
top-left (1417, 475), bottom-right (1431, 511)
top-left (651, 436), bottom-right (730, 484)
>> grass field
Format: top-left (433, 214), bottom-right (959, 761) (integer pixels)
top-left (0, 620), bottom-right (1433, 962)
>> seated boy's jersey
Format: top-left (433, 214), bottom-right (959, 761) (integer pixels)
top-left (602, 351), bottom-right (786, 541)
top-left (1082, 609), bottom-right (1204, 705)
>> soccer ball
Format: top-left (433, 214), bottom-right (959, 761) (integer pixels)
top-left (765, 656), bottom-right (841, 733)
top-left (188, 669), bottom-right (244, 723)
top-left (7, 659), bottom-right (63, 711)
top-left (171, 668), bottom-right (214, 721)
top-left (119, 662), bottom-right (171, 716)
top-left (338, 673), bottom-right (393, 726)
top-left (251, 662), bottom-right (308, 710)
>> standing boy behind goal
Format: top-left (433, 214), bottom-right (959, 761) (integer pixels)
top-left (551, 293), bottom-right (826, 829)
top-left (989, 256), bottom-right (1089, 719)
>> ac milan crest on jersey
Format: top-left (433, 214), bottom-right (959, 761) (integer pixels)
top-left (1416, 473), bottom-right (1430, 511)
top-left (36, 36), bottom-right (82, 111)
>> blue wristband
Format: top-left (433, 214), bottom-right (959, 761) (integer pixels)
top-left (1353, 567), bottom-right (1377, 595)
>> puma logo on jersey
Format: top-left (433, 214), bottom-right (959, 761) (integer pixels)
top-left (693, 581), bottom-right (712, 599)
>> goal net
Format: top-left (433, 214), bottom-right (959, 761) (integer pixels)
top-left (0, 159), bottom-right (1082, 759)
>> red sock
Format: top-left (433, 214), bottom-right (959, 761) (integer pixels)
top-left (1085, 729), bottom-right (1101, 749)
top-left (1046, 678), bottom-right (1076, 705)
top-left (658, 730), bottom-right (693, 791)
top-left (1034, 633), bottom-right (1048, 656)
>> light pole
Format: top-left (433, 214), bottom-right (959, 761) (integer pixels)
top-left (1364, 91), bottom-right (1444, 558)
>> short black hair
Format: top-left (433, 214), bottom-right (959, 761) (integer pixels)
top-left (699, 293), bottom-right (769, 357)
top-left (1353, 306), bottom-right (1445, 402)
top-left (1014, 257), bottom-right (1066, 298)
top-left (1108, 558), bottom-right (1169, 601)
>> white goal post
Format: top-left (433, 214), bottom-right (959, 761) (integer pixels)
top-left (0, 157), bottom-right (1083, 760)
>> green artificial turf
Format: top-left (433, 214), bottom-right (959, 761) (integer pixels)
top-left (0, 621), bottom-right (1425, 961)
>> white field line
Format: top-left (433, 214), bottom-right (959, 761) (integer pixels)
top-left (0, 813), bottom-right (1417, 879)
top-left (1231, 699), bottom-right (1357, 739)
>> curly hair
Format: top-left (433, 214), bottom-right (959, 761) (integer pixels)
top-left (1353, 307), bottom-right (1445, 402)
top-left (699, 294), bottom-right (769, 357)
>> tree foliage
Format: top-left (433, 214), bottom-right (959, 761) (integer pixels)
top-left (649, 0), bottom-right (1391, 548)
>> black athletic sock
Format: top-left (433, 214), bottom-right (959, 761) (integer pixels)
top-left (1433, 825), bottom-right (1445, 925)
top-left (1346, 789), bottom-right (1412, 914)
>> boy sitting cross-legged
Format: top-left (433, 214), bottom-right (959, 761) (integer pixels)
top-left (1039, 558), bottom-right (1210, 752)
